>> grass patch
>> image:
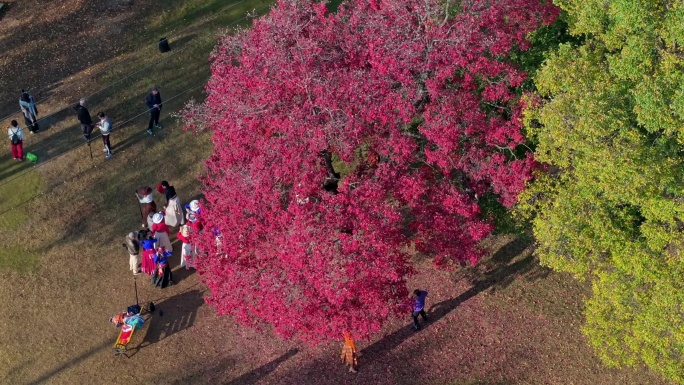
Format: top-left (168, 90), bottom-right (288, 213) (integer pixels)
top-left (0, 161), bottom-right (44, 231)
top-left (0, 246), bottom-right (41, 274)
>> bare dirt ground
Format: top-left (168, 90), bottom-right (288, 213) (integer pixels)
top-left (0, 1), bottom-right (672, 385)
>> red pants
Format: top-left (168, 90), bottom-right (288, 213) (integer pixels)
top-left (11, 141), bottom-right (23, 159)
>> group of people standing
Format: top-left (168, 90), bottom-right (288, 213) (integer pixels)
top-left (6, 90), bottom-right (39, 160)
top-left (123, 181), bottom-right (205, 289)
top-left (72, 98), bottom-right (113, 159)
top-left (6, 86), bottom-right (163, 161)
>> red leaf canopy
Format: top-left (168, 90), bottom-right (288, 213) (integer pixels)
top-left (187, 0), bottom-right (557, 342)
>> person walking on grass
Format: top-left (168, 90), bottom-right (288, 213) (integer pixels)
top-left (123, 232), bottom-right (142, 275)
top-left (412, 289), bottom-right (428, 331)
top-left (8, 120), bottom-right (24, 161)
top-left (145, 86), bottom-right (162, 135)
top-left (97, 112), bottom-right (113, 159)
top-left (73, 98), bottom-right (93, 141)
top-left (19, 90), bottom-right (39, 134)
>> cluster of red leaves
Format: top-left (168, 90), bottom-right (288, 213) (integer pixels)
top-left (185, 0), bottom-right (558, 342)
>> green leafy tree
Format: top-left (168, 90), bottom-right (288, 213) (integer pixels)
top-left (521, 1), bottom-right (684, 382)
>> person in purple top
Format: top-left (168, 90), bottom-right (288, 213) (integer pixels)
top-left (412, 289), bottom-right (428, 331)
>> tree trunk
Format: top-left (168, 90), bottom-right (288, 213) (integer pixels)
top-left (320, 149), bottom-right (340, 193)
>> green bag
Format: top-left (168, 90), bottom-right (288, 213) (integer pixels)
top-left (25, 152), bottom-right (38, 163)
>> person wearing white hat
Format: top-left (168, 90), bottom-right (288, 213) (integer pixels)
top-left (185, 200), bottom-right (204, 233)
top-left (151, 212), bottom-right (172, 252)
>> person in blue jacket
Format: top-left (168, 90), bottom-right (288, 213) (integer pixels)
top-left (152, 246), bottom-right (174, 288)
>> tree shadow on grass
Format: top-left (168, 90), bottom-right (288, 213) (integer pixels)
top-left (137, 288), bottom-right (204, 347)
top-left (21, 338), bottom-right (112, 385)
top-left (224, 348), bottom-right (300, 385)
top-left (361, 236), bottom-right (546, 364)
top-left (453, 235), bottom-right (550, 293)
top-left (164, 348), bottom-right (298, 385)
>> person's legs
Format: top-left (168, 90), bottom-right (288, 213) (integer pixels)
top-left (148, 109), bottom-right (160, 131)
top-left (103, 134), bottom-right (112, 156)
top-left (10, 143), bottom-right (18, 159)
top-left (82, 124), bottom-right (93, 140)
top-left (25, 116), bottom-right (35, 133)
top-left (17, 141), bottom-right (23, 160)
top-left (180, 246), bottom-right (187, 268)
top-left (152, 108), bottom-right (160, 127)
top-left (420, 309), bottom-right (428, 322)
top-left (129, 254), bottom-right (140, 274)
top-left (31, 115), bottom-right (39, 133)
top-left (412, 311), bottom-right (420, 330)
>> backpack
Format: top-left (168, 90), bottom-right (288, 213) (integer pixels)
top-left (10, 129), bottom-right (20, 145)
top-left (127, 304), bottom-right (141, 315)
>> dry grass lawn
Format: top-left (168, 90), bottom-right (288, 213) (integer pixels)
top-left (0, 1), bottom-right (672, 384)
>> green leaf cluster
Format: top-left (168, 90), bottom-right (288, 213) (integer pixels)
top-left (521, 1), bottom-right (684, 382)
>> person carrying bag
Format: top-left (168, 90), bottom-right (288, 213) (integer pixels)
top-left (8, 120), bottom-right (24, 161)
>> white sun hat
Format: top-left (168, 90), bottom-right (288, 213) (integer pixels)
top-left (189, 200), bottom-right (200, 212)
top-left (152, 213), bottom-right (164, 224)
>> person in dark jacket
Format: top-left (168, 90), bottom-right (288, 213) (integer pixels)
top-left (124, 232), bottom-right (141, 275)
top-left (145, 86), bottom-right (162, 135)
top-left (73, 98), bottom-right (94, 141)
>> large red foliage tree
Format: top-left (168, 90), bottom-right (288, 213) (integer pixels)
top-left (185, 0), bottom-right (557, 342)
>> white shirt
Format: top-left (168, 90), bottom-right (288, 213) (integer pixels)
top-left (98, 118), bottom-right (112, 135)
top-left (8, 126), bottom-right (24, 142)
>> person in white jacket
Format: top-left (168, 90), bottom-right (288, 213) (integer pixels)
top-left (97, 112), bottom-right (113, 159)
top-left (8, 120), bottom-right (24, 161)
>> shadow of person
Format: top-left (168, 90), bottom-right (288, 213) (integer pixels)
top-left (137, 289), bottom-right (204, 348)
